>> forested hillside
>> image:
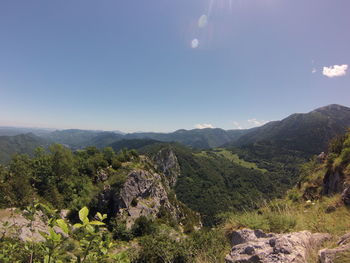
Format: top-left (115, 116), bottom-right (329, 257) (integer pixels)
top-left (232, 104), bottom-right (350, 155)
top-left (0, 133), bottom-right (48, 164)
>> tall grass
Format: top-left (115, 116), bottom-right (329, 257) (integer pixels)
top-left (334, 250), bottom-right (350, 263)
top-left (223, 195), bottom-right (350, 236)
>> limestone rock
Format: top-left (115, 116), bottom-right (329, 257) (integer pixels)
top-left (225, 229), bottom-right (331, 263)
top-left (153, 148), bottom-right (180, 187)
top-left (319, 232), bottom-right (350, 263)
top-left (323, 169), bottom-right (344, 196)
top-left (341, 186), bottom-right (350, 206)
top-left (114, 169), bottom-right (195, 228)
top-left (0, 208), bottom-right (64, 242)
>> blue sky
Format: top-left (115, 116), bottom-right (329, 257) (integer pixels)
top-left (0, 0), bottom-right (349, 132)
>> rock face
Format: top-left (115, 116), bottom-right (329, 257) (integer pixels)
top-left (323, 169), bottom-right (345, 196)
top-left (0, 208), bottom-right (60, 242)
top-left (341, 186), bottom-right (350, 206)
top-left (153, 148), bottom-right (180, 187)
top-left (225, 229), bottom-right (331, 263)
top-left (117, 169), bottom-right (178, 227)
top-left (98, 168), bottom-right (199, 228)
top-left (319, 232), bottom-right (350, 263)
top-left (95, 152), bottom-right (200, 229)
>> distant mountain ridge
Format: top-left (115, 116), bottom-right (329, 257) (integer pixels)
top-left (1, 104), bottom-right (349, 163)
top-left (0, 133), bottom-right (48, 164)
top-left (232, 104), bottom-right (350, 154)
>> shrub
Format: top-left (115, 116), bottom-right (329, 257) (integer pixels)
top-left (190, 229), bottom-right (230, 263)
top-left (340, 148), bottom-right (350, 165)
top-left (135, 233), bottom-right (192, 263)
top-left (111, 220), bottom-right (133, 241)
top-left (131, 197), bottom-right (138, 207)
top-left (131, 216), bottom-right (156, 237)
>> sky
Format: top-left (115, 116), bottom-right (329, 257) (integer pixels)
top-left (0, 0), bottom-right (349, 132)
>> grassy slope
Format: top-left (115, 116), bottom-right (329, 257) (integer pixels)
top-left (222, 130), bottom-right (350, 262)
top-left (195, 148), bottom-right (267, 172)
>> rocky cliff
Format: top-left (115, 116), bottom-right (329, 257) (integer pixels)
top-left (95, 150), bottom-right (200, 229)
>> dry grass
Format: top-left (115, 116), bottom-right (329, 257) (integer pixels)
top-left (223, 195), bottom-right (350, 237)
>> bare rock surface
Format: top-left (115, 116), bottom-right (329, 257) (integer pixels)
top-left (225, 229), bottom-right (331, 263)
top-left (341, 186), bottom-right (350, 206)
top-left (153, 148), bottom-right (180, 187)
top-left (319, 232), bottom-right (350, 263)
top-left (0, 208), bottom-right (49, 241)
top-left (114, 169), bottom-right (193, 228)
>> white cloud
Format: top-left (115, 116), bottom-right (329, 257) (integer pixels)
top-left (191, 38), bottom-right (199, 49)
top-left (312, 68), bottom-right (317, 74)
top-left (195, 123), bottom-right (214, 129)
top-left (323, 64), bottom-right (348, 78)
top-left (233, 121), bottom-right (243, 130)
top-left (198, 15), bottom-right (208, 28)
top-left (247, 118), bottom-right (268, 127)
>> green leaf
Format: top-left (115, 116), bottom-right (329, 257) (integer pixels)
top-left (73, 223), bottom-right (83, 228)
top-left (56, 219), bottom-right (69, 234)
top-left (86, 224), bottom-right (94, 233)
top-left (79, 207), bottom-right (89, 223)
top-left (89, 220), bottom-right (105, 226)
top-left (39, 230), bottom-right (48, 239)
top-left (96, 212), bottom-right (103, 220)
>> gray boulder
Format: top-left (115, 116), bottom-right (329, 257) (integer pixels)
top-left (319, 232), bottom-right (350, 263)
top-left (225, 229), bottom-right (331, 263)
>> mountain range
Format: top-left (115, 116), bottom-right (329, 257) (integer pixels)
top-left (0, 104), bottom-right (349, 164)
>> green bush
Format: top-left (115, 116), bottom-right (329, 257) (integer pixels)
top-left (340, 148), bottom-right (350, 165)
top-left (190, 229), bottom-right (230, 263)
top-left (112, 220), bottom-right (134, 241)
top-left (135, 233), bottom-right (192, 263)
top-left (131, 216), bottom-right (157, 237)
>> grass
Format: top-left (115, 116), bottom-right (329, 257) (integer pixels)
top-left (195, 148), bottom-right (267, 172)
top-left (222, 196), bottom-right (350, 263)
top-left (222, 195), bottom-right (350, 236)
top-left (334, 250), bottom-right (350, 263)
top-left (306, 238), bottom-right (339, 263)
top-left (222, 203), bottom-right (297, 234)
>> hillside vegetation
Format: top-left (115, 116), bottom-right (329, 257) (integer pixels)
top-left (0, 133), bottom-right (47, 164)
top-left (0, 145), bottom-right (230, 262)
top-left (222, 129), bottom-right (350, 262)
top-left (140, 143), bottom-right (297, 226)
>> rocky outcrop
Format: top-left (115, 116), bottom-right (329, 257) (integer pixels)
top-left (341, 186), bottom-right (350, 206)
top-left (153, 148), bottom-right (180, 187)
top-left (117, 170), bottom-right (173, 227)
top-left (225, 229), bottom-right (331, 263)
top-left (101, 169), bottom-right (198, 228)
top-left (95, 153), bottom-right (200, 229)
top-left (0, 208), bottom-right (63, 242)
top-left (323, 169), bottom-right (345, 196)
top-left (319, 232), bottom-right (350, 263)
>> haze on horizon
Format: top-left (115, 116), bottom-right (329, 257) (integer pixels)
top-left (1, 0), bottom-right (349, 133)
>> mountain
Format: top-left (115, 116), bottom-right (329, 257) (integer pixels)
top-left (0, 133), bottom-right (48, 164)
top-left (139, 143), bottom-right (292, 225)
top-left (109, 138), bottom-right (161, 152)
top-left (41, 127), bottom-right (247, 150)
top-left (224, 129), bottom-right (350, 263)
top-left (3, 104), bottom-right (350, 156)
top-left (42, 129), bottom-right (123, 149)
top-left (124, 128), bottom-right (247, 149)
top-left (232, 104), bottom-right (350, 155)
top-left (0, 126), bottom-right (54, 137)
